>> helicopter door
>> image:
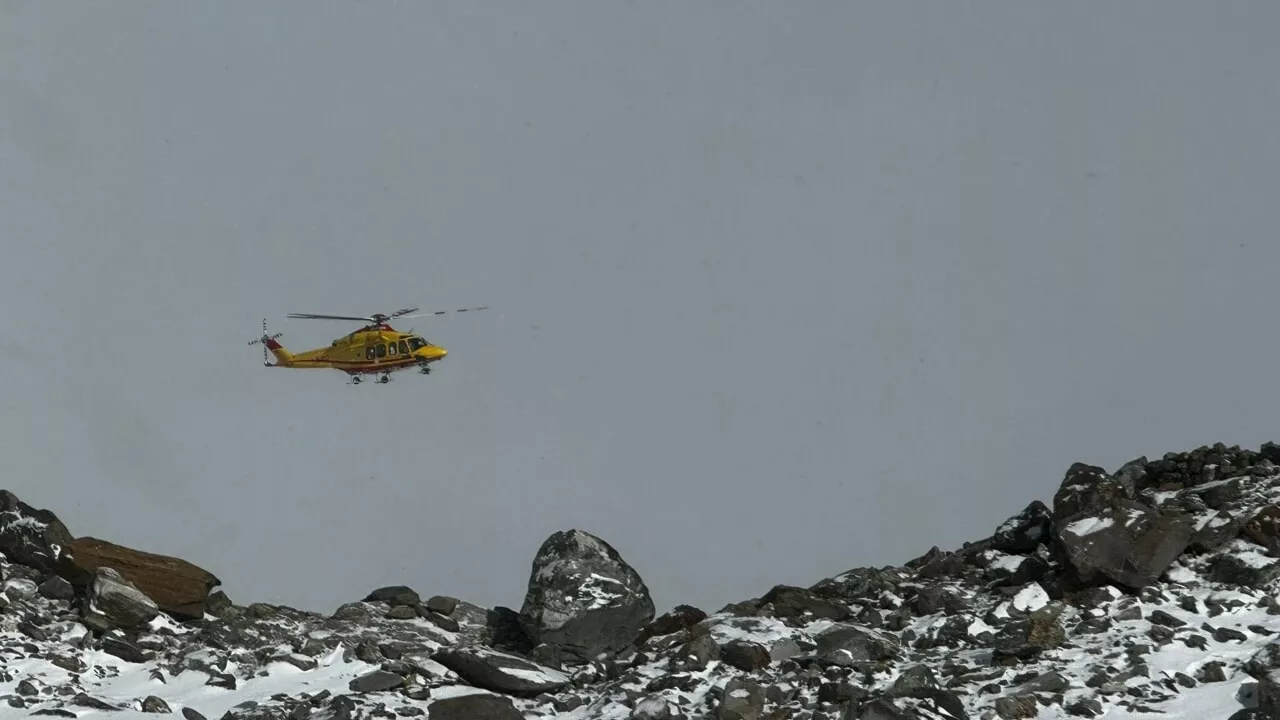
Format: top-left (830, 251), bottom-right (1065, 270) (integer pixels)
top-left (374, 343), bottom-right (387, 363)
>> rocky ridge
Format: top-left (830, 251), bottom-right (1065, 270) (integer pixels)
top-left (3, 442), bottom-right (1280, 719)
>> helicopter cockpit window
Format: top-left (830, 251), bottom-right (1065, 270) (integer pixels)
top-left (398, 340), bottom-right (409, 354)
top-left (407, 337), bottom-right (427, 351)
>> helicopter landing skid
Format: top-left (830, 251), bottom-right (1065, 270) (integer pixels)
top-left (346, 373), bottom-right (392, 386)
top-left (346, 368), bottom-right (428, 385)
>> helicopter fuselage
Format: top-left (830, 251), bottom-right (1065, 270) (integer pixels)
top-left (263, 323), bottom-right (447, 376)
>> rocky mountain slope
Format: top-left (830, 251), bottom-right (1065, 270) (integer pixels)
top-left (3, 441), bottom-right (1280, 719)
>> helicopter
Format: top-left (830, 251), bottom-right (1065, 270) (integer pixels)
top-left (249, 306), bottom-right (488, 385)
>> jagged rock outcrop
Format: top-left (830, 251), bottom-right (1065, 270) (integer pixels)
top-left (0, 489), bottom-right (74, 573)
top-left (1055, 497), bottom-right (1194, 589)
top-left (990, 500), bottom-right (1053, 554)
top-left (517, 527), bottom-right (656, 662)
top-left (2, 439), bottom-right (1280, 719)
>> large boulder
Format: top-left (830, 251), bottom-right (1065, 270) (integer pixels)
top-left (1054, 498), bottom-right (1193, 589)
top-left (57, 537), bottom-right (220, 619)
top-left (0, 490), bottom-right (75, 573)
top-left (518, 529), bottom-right (655, 662)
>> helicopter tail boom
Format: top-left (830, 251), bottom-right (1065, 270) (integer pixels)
top-left (262, 336), bottom-right (295, 366)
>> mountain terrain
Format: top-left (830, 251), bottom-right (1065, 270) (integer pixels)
top-left (3, 441), bottom-right (1280, 719)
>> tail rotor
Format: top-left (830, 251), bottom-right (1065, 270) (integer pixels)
top-left (248, 318), bottom-right (284, 366)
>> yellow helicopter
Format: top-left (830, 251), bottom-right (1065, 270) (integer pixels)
top-left (249, 306), bottom-right (487, 385)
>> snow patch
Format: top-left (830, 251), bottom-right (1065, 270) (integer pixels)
top-left (1065, 515), bottom-right (1114, 536)
top-left (1224, 540), bottom-right (1279, 569)
top-left (1011, 583), bottom-right (1049, 613)
top-left (989, 553), bottom-right (1026, 573)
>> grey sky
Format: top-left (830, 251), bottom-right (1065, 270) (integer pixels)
top-left (2, 2), bottom-right (1278, 616)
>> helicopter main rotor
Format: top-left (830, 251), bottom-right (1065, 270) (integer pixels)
top-left (287, 306), bottom-right (488, 326)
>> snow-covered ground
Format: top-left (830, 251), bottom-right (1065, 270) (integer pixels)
top-left (2, 443), bottom-right (1279, 719)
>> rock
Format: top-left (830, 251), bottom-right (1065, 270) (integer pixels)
top-left (432, 645), bottom-right (571, 697)
top-left (81, 567), bottom-right (159, 631)
top-left (1189, 509), bottom-right (1243, 552)
top-left (206, 590), bottom-right (234, 616)
top-left (718, 678), bottom-right (765, 720)
top-left (528, 642), bottom-right (565, 668)
top-left (385, 605), bottom-right (417, 620)
top-left (758, 584), bottom-right (852, 622)
top-left (811, 623), bottom-right (900, 667)
top-left (484, 605), bottom-right (535, 654)
top-left (348, 670), bottom-right (404, 693)
top-left (3, 577), bottom-right (37, 601)
top-left (1066, 697), bottom-right (1103, 716)
top-left (364, 586), bottom-right (420, 607)
top-left (991, 501), bottom-right (1054, 554)
top-left (848, 690), bottom-right (969, 720)
top-left (58, 537), bottom-right (220, 619)
top-left (37, 576), bottom-right (74, 601)
top-left (1054, 499), bottom-right (1193, 589)
top-left (1202, 477), bottom-right (1251, 509)
top-left (992, 603), bottom-right (1067, 662)
top-left (1208, 542), bottom-right (1280, 588)
top-left (420, 607), bottom-right (460, 632)
top-left (101, 636), bottom-right (150, 663)
top-left (518, 529), bottom-right (656, 661)
top-left (810, 566), bottom-right (909, 603)
top-left (1226, 710), bottom-right (1277, 720)
top-left (73, 692), bottom-right (122, 711)
top-left (1052, 463), bottom-right (1131, 522)
top-left (425, 595), bottom-right (458, 615)
top-left (720, 640), bottom-right (771, 671)
top-left (910, 547), bottom-right (968, 580)
top-left (427, 693), bottom-right (523, 720)
top-left (887, 665), bottom-right (941, 697)
top-left (682, 633), bottom-right (720, 670)
top-left (1243, 504), bottom-right (1280, 554)
top-left (140, 696), bottom-right (171, 713)
top-left (638, 604), bottom-right (708, 646)
top-left (995, 694), bottom-right (1039, 719)
top-left (632, 694), bottom-right (679, 719)
top-left (1112, 457), bottom-right (1150, 496)
top-left (0, 490), bottom-right (75, 573)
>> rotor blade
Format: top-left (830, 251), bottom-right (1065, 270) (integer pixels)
top-left (390, 307), bottom-right (419, 318)
top-left (395, 306), bottom-right (489, 320)
top-left (247, 332), bottom-right (283, 345)
top-left (287, 313), bottom-right (375, 322)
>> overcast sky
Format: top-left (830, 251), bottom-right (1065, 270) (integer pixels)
top-left (1, 2), bottom-right (1278, 617)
